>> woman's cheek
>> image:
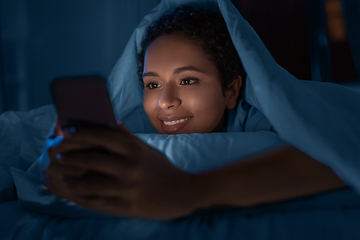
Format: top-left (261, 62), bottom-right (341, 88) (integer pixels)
top-left (143, 92), bottom-right (156, 114)
top-left (143, 91), bottom-right (162, 131)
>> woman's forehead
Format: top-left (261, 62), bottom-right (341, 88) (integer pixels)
top-left (144, 35), bottom-right (218, 75)
top-left (146, 35), bottom-right (201, 57)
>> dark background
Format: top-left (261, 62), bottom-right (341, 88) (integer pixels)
top-left (0, 0), bottom-right (358, 114)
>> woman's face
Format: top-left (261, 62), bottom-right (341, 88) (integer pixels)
top-left (142, 35), bottom-right (238, 134)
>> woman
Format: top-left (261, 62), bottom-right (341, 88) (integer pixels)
top-left (139, 6), bottom-right (245, 134)
top-left (45, 5), bottom-right (345, 220)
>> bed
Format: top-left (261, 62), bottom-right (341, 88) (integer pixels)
top-left (1, 0), bottom-right (360, 239)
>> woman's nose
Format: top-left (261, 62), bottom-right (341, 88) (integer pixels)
top-left (158, 85), bottom-right (181, 110)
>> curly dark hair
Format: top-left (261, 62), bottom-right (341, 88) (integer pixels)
top-left (138, 6), bottom-right (246, 96)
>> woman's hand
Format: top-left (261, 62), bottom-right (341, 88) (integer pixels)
top-left (45, 124), bottom-right (197, 220)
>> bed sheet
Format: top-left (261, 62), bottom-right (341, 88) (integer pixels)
top-left (2, 187), bottom-right (360, 240)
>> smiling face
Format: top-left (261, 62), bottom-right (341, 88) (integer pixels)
top-left (142, 35), bottom-right (240, 135)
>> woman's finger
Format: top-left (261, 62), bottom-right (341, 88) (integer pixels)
top-left (47, 182), bottom-right (91, 207)
top-left (61, 127), bottom-right (139, 157)
top-left (47, 174), bottom-right (136, 217)
top-left (57, 149), bottom-right (137, 180)
top-left (60, 165), bottom-right (88, 178)
top-left (46, 158), bottom-right (65, 182)
top-left (81, 197), bottom-right (132, 217)
top-left (64, 172), bottom-right (135, 198)
top-left (46, 174), bottom-right (68, 197)
top-left (47, 140), bottom-right (90, 160)
top-left (63, 195), bottom-right (133, 217)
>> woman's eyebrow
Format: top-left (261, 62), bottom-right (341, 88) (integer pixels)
top-left (142, 72), bottom-right (158, 78)
top-left (142, 66), bottom-right (204, 78)
top-left (173, 66), bottom-right (204, 74)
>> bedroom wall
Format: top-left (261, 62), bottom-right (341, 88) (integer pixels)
top-left (0, 0), bottom-right (160, 114)
top-left (234, 0), bottom-right (358, 83)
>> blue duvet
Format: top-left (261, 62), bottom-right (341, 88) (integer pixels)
top-left (1, 0), bottom-right (360, 239)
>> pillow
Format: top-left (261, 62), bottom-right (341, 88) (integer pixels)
top-left (0, 105), bottom-right (56, 202)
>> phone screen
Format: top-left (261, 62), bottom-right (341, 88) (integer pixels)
top-left (50, 75), bottom-right (117, 129)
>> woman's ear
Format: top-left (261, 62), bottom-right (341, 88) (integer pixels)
top-left (225, 76), bottom-right (242, 110)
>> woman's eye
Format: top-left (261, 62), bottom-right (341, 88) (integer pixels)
top-left (180, 78), bottom-right (198, 85)
top-left (146, 83), bottom-right (160, 89)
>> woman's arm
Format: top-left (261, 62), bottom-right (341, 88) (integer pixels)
top-left (46, 125), bottom-right (346, 219)
top-left (192, 145), bottom-right (346, 210)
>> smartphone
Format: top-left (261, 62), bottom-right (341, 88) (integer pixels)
top-left (50, 75), bottom-right (117, 130)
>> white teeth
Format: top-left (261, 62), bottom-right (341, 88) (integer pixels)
top-left (163, 117), bottom-right (190, 126)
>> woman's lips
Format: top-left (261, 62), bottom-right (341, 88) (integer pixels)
top-left (158, 116), bottom-right (192, 134)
